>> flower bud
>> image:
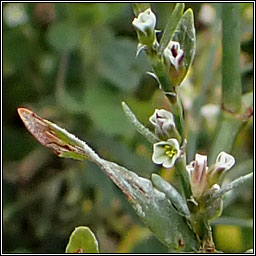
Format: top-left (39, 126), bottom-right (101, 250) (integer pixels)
top-left (187, 154), bottom-right (208, 199)
top-left (207, 152), bottom-right (235, 187)
top-left (149, 109), bottom-right (181, 142)
top-left (152, 138), bottom-right (181, 168)
top-left (163, 41), bottom-right (186, 87)
top-left (132, 8), bottom-right (157, 47)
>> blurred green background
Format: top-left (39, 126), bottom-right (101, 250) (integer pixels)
top-left (3, 3), bottom-right (253, 253)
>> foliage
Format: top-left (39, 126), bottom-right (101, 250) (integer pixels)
top-left (3, 3), bottom-right (253, 253)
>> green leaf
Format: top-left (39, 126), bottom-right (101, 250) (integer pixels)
top-left (208, 172), bottom-right (253, 204)
top-left (159, 3), bottom-right (185, 54)
top-left (18, 108), bottom-right (199, 251)
top-left (171, 8), bottom-right (196, 81)
top-left (65, 226), bottom-right (99, 253)
top-left (84, 86), bottom-right (135, 136)
top-left (98, 160), bottom-right (198, 252)
top-left (151, 174), bottom-right (190, 218)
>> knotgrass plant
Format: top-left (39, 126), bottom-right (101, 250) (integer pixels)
top-left (17, 3), bottom-right (253, 253)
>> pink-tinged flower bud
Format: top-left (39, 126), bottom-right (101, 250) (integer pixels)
top-left (149, 109), bottom-right (181, 141)
top-left (163, 41), bottom-right (186, 87)
top-left (207, 151), bottom-right (235, 187)
top-left (187, 154), bottom-right (208, 199)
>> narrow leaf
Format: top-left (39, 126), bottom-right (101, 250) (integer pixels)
top-left (97, 160), bottom-right (198, 252)
top-left (121, 102), bottom-right (159, 144)
top-left (18, 108), bottom-right (199, 251)
top-left (209, 172), bottom-right (253, 203)
top-left (152, 174), bottom-right (191, 218)
top-left (18, 108), bottom-right (88, 160)
top-left (171, 8), bottom-right (196, 79)
top-left (65, 226), bottom-right (99, 253)
top-left (159, 3), bottom-right (185, 54)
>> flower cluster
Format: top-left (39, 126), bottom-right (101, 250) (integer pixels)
top-left (132, 8), bottom-right (184, 73)
top-left (186, 152), bottom-right (235, 200)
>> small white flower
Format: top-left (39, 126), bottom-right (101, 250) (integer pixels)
top-left (214, 151), bottom-right (235, 172)
top-left (149, 109), bottom-right (175, 138)
top-left (163, 41), bottom-right (184, 70)
top-left (132, 8), bottom-right (156, 35)
top-left (187, 154), bottom-right (208, 199)
top-left (152, 139), bottom-right (181, 168)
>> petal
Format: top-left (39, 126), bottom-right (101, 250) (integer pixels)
top-left (215, 151), bottom-right (235, 171)
top-left (162, 154), bottom-right (177, 168)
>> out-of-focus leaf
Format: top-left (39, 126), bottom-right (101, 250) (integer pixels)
top-left (211, 217), bottom-right (253, 228)
top-left (159, 3), bottom-right (185, 54)
top-left (84, 85), bottom-right (135, 136)
top-left (171, 8), bottom-right (196, 83)
top-left (47, 22), bottom-right (80, 52)
top-left (65, 226), bottom-right (99, 253)
top-left (98, 36), bottom-right (149, 92)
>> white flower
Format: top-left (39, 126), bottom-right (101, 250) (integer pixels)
top-left (163, 41), bottom-right (184, 70)
top-left (132, 8), bottom-right (156, 35)
top-left (214, 151), bottom-right (235, 172)
top-left (152, 139), bottom-right (181, 168)
top-left (187, 154), bottom-right (208, 199)
top-left (149, 109), bottom-right (175, 138)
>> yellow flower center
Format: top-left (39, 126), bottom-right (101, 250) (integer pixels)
top-left (164, 145), bottom-right (177, 158)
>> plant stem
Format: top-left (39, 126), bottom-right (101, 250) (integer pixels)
top-left (222, 3), bottom-right (242, 113)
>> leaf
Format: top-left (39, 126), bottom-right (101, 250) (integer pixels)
top-left (208, 172), bottom-right (253, 204)
top-left (211, 217), bottom-right (253, 229)
top-left (65, 226), bottom-right (99, 253)
top-left (151, 174), bottom-right (191, 218)
top-left (84, 86), bottom-right (135, 136)
top-left (18, 108), bottom-right (199, 252)
top-left (171, 8), bottom-right (196, 81)
top-left (17, 108), bottom-right (88, 160)
top-left (121, 101), bottom-right (159, 144)
top-left (98, 160), bottom-right (198, 252)
top-left (159, 3), bottom-right (185, 54)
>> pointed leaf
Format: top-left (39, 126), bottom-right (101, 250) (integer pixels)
top-left (152, 174), bottom-right (191, 218)
top-left (18, 108), bottom-right (199, 252)
top-left (171, 9), bottom-right (196, 79)
top-left (65, 226), bottom-right (99, 253)
top-left (96, 160), bottom-right (198, 252)
top-left (17, 108), bottom-right (88, 160)
top-left (159, 3), bottom-right (185, 54)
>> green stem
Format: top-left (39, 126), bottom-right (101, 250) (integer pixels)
top-left (209, 111), bottom-right (243, 165)
top-left (222, 3), bottom-right (242, 112)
